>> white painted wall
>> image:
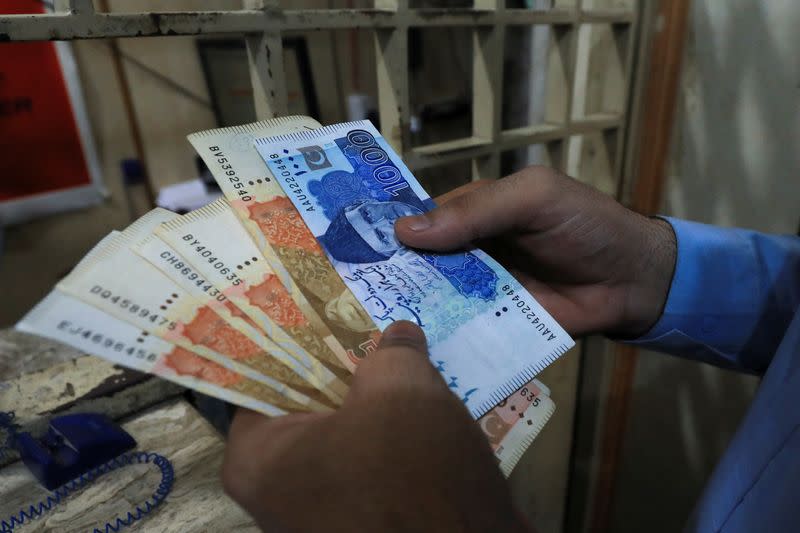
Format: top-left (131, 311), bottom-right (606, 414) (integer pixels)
top-left (666, 0), bottom-right (800, 234)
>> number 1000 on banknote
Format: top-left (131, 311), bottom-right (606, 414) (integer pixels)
top-left (255, 121), bottom-right (574, 419)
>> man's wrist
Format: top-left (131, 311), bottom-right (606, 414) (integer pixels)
top-left (617, 215), bottom-right (677, 338)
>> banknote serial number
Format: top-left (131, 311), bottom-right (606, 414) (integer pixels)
top-left (519, 386), bottom-right (542, 406)
top-left (209, 147), bottom-right (252, 202)
top-left (501, 285), bottom-right (557, 342)
top-left (495, 386), bottom-right (542, 408)
top-left (180, 234), bottom-right (242, 286)
top-left (158, 251), bottom-right (227, 303)
top-left (57, 320), bottom-right (158, 362)
top-left (266, 155), bottom-right (315, 212)
top-left (90, 285), bottom-right (176, 330)
top-left (279, 174), bottom-right (314, 212)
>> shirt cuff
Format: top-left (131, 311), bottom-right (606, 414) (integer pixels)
top-left (628, 217), bottom-right (761, 369)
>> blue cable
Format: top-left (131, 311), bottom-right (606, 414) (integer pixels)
top-left (0, 413), bottom-right (174, 533)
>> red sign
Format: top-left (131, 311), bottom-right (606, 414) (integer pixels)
top-left (0, 0), bottom-right (97, 212)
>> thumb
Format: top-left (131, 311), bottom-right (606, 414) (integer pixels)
top-left (395, 169), bottom-right (554, 252)
top-left (346, 321), bottom-right (444, 401)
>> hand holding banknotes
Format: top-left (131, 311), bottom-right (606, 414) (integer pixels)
top-left (14, 114), bottom-right (799, 531)
top-left (15, 119), bottom-right (563, 530)
top-left (223, 321), bottom-right (531, 533)
top-left (221, 164), bottom-right (676, 532)
top-left (395, 166), bottom-right (677, 338)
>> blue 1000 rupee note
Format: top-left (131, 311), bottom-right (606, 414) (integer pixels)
top-left (254, 120), bottom-right (574, 418)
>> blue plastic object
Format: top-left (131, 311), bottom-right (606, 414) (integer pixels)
top-left (0, 412), bottom-right (174, 533)
top-left (1, 450), bottom-right (174, 533)
top-left (120, 158), bottom-right (145, 186)
top-left (15, 413), bottom-right (137, 490)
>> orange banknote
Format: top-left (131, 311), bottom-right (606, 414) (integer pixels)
top-left (58, 230), bottom-right (333, 411)
top-left (135, 231), bottom-right (340, 409)
top-left (155, 200), bottom-right (349, 400)
top-left (189, 119), bottom-right (380, 371)
top-left (479, 379), bottom-right (555, 476)
top-left (17, 290), bottom-right (293, 417)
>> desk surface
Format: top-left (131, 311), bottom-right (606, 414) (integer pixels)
top-left (0, 399), bottom-right (258, 532)
top-left (0, 329), bottom-right (183, 466)
top-left (1, 329), bottom-right (574, 531)
top-left (1, 328), bottom-right (257, 531)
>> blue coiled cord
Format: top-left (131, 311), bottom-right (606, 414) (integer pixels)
top-left (0, 412), bottom-right (174, 533)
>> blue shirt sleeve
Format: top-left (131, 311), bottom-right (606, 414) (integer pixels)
top-left (629, 218), bottom-right (800, 374)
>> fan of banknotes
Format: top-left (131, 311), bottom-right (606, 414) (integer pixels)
top-left (17, 117), bottom-right (574, 476)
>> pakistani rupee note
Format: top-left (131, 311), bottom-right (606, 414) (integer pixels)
top-left (133, 232), bottom-right (338, 408)
top-left (57, 231), bottom-right (326, 412)
top-left (121, 207), bottom-right (340, 407)
top-left (256, 121), bottom-right (575, 418)
top-left (145, 202), bottom-right (555, 474)
top-left (483, 379), bottom-right (556, 476)
top-left (148, 200), bottom-right (556, 472)
top-left (17, 291), bottom-right (290, 417)
top-left (154, 200), bottom-right (349, 400)
top-left (189, 118), bottom-right (379, 371)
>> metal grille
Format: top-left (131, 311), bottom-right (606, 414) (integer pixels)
top-left (0, 0), bottom-right (639, 186)
top-left (1, 3), bottom-right (644, 526)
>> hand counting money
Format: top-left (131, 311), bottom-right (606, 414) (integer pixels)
top-left (16, 116), bottom-right (570, 475)
top-left (254, 120), bottom-right (574, 418)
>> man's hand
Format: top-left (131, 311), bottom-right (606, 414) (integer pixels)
top-left (223, 321), bottom-right (528, 532)
top-left (395, 167), bottom-right (677, 338)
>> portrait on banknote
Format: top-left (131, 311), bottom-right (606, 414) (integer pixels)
top-left (318, 199), bottom-right (422, 263)
top-left (259, 122), bottom-right (572, 417)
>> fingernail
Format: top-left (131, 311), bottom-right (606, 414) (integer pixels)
top-left (403, 214), bottom-right (431, 231)
top-left (380, 321), bottom-right (427, 350)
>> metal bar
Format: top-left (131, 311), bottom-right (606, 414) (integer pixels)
top-left (571, 112), bottom-right (622, 133)
top-left (579, 8), bottom-right (636, 25)
top-left (0, 8), bottom-right (634, 42)
top-left (419, 8), bottom-right (573, 26)
top-left (551, 24), bottom-right (579, 171)
top-left (470, 0), bottom-right (504, 181)
top-left (619, 0), bottom-right (655, 206)
top-left (565, 0), bottom-right (582, 131)
top-left (408, 145), bottom-right (499, 172)
top-left (412, 135), bottom-right (492, 157)
top-left (408, 115), bottom-right (620, 170)
top-left (246, 30), bottom-right (288, 119)
top-left (374, 0), bottom-right (410, 154)
top-left (53, 0), bottom-right (95, 15)
top-left (95, 0), bottom-right (155, 209)
top-left (245, 1), bottom-right (287, 119)
top-left (498, 123), bottom-right (566, 146)
top-left (604, 18), bottom-right (639, 193)
top-left (244, 1), bottom-right (288, 119)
